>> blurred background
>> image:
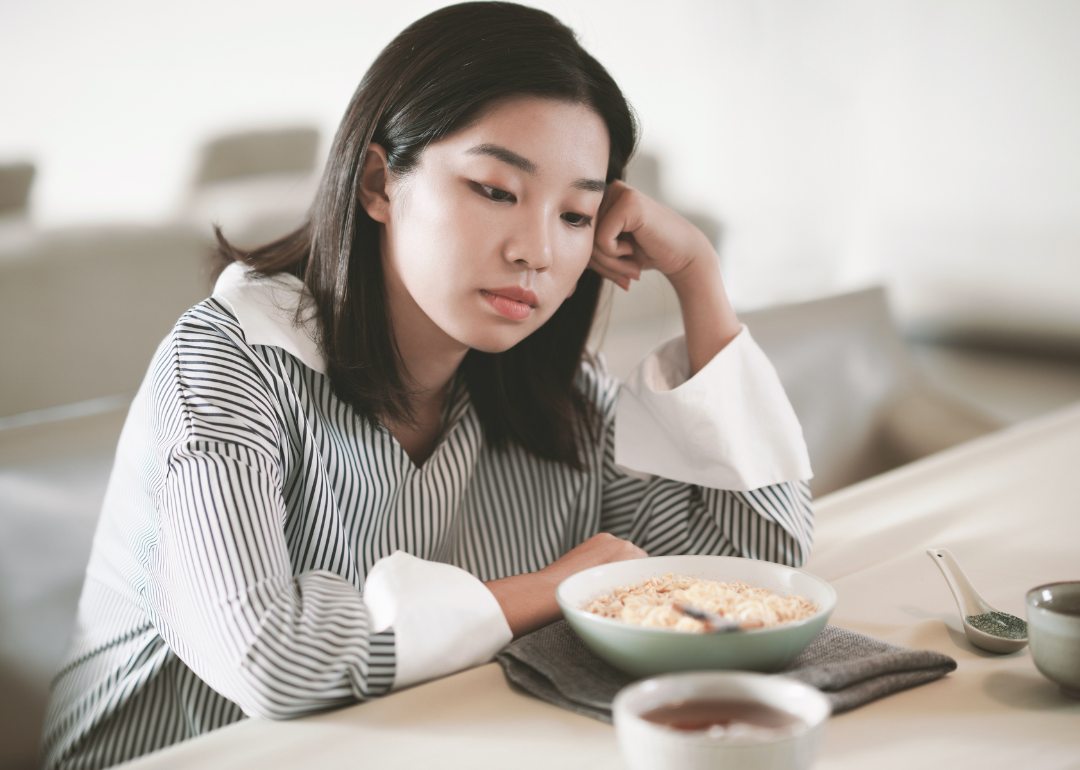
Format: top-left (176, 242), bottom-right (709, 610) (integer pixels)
top-left (4, 0), bottom-right (1080, 328)
top-left (2, 1), bottom-right (1079, 768)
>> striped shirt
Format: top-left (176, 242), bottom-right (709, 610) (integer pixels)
top-left (42, 270), bottom-right (813, 769)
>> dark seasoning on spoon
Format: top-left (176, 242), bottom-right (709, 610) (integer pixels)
top-left (926, 548), bottom-right (1029, 653)
top-left (965, 611), bottom-right (1028, 640)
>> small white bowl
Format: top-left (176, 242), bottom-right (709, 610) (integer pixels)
top-left (613, 671), bottom-right (831, 770)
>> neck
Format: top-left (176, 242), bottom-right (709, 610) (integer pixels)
top-left (387, 290), bottom-right (469, 410)
top-left (398, 340), bottom-right (468, 416)
top-left (381, 251), bottom-right (469, 466)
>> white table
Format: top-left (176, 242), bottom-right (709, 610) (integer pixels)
top-left (120, 402), bottom-right (1080, 769)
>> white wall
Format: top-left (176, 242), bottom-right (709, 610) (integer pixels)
top-left (3, 0), bottom-right (1078, 317)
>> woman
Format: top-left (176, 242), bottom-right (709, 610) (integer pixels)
top-left (42, 3), bottom-right (813, 768)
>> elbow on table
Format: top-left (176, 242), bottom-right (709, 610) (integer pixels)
top-left (218, 658), bottom-right (355, 720)
top-left (224, 672), bottom-right (306, 720)
top-left (226, 675), bottom-right (350, 721)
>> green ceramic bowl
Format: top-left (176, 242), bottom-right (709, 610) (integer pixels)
top-left (556, 555), bottom-right (836, 677)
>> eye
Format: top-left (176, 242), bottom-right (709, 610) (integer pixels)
top-left (477, 184), bottom-right (516, 203)
top-left (562, 212), bottom-right (593, 228)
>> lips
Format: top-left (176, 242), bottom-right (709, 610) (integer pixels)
top-left (481, 286), bottom-right (538, 321)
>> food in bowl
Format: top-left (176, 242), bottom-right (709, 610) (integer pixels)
top-left (583, 574), bottom-right (818, 632)
top-left (556, 555), bottom-right (837, 676)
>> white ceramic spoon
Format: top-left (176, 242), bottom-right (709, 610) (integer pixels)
top-left (927, 548), bottom-right (1028, 654)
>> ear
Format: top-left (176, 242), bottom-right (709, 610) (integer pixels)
top-left (358, 142), bottom-right (392, 224)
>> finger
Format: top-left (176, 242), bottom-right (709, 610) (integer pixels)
top-left (589, 250), bottom-right (641, 289)
top-left (592, 231), bottom-right (635, 260)
top-left (594, 185), bottom-right (644, 257)
top-left (591, 238), bottom-right (644, 274)
top-left (592, 182), bottom-right (630, 256)
top-left (611, 546), bottom-right (647, 563)
top-left (591, 247), bottom-right (639, 280)
top-left (587, 260), bottom-right (631, 291)
top-left (589, 251), bottom-right (640, 280)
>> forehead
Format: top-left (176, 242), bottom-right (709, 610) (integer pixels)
top-left (429, 96), bottom-right (610, 178)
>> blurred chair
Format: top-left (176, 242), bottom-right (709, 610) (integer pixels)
top-left (0, 223), bottom-right (213, 769)
top-left (196, 126), bottom-right (318, 183)
top-left (0, 225), bottom-right (214, 418)
top-left (739, 287), bottom-right (1004, 496)
top-left (0, 162), bottom-right (34, 218)
top-left (178, 125), bottom-right (321, 248)
top-left (0, 162), bottom-right (38, 256)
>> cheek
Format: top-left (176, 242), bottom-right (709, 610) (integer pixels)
top-left (393, 186), bottom-right (488, 285)
top-left (553, 231), bottom-right (595, 288)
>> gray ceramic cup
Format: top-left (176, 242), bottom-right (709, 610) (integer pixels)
top-left (1025, 581), bottom-right (1080, 698)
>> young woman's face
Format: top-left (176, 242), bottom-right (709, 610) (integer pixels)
top-left (372, 96), bottom-right (610, 355)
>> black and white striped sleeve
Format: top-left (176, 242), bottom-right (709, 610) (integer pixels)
top-left (143, 311), bottom-right (395, 719)
top-left (599, 453), bottom-right (814, 566)
top-left (585, 330), bottom-right (815, 567)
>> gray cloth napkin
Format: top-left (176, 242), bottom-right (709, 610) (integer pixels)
top-left (495, 621), bottom-right (956, 723)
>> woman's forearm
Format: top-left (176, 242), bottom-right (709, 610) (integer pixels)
top-left (666, 252), bottom-right (742, 377)
top-left (484, 572), bottom-right (562, 638)
top-left (588, 182), bottom-right (741, 376)
top-left (484, 532), bottom-right (648, 638)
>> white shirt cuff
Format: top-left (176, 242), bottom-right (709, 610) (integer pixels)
top-left (362, 551), bottom-right (513, 690)
top-left (614, 325), bottom-right (812, 491)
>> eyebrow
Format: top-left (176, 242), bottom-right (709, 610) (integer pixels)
top-left (466, 143), bottom-right (607, 194)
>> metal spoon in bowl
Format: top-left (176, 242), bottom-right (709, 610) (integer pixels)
top-left (926, 548), bottom-right (1028, 654)
top-left (672, 603), bottom-right (762, 634)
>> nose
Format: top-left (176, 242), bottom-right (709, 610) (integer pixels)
top-left (503, 207), bottom-right (553, 272)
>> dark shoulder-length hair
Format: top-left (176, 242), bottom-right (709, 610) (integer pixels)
top-left (215, 1), bottom-right (638, 469)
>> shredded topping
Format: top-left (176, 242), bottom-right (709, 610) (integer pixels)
top-left (582, 574), bottom-right (818, 632)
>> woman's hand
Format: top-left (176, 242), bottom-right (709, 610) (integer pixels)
top-left (484, 533), bottom-right (647, 639)
top-left (589, 180), bottom-right (713, 290)
top-left (589, 181), bottom-right (742, 376)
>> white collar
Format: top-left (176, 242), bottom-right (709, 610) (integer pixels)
top-left (212, 261), bottom-right (327, 375)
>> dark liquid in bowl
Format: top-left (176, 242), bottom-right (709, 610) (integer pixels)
top-left (641, 699), bottom-right (803, 733)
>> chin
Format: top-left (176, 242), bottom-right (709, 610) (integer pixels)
top-left (457, 322), bottom-right (538, 354)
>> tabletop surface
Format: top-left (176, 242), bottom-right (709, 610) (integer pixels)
top-left (122, 402), bottom-right (1080, 770)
